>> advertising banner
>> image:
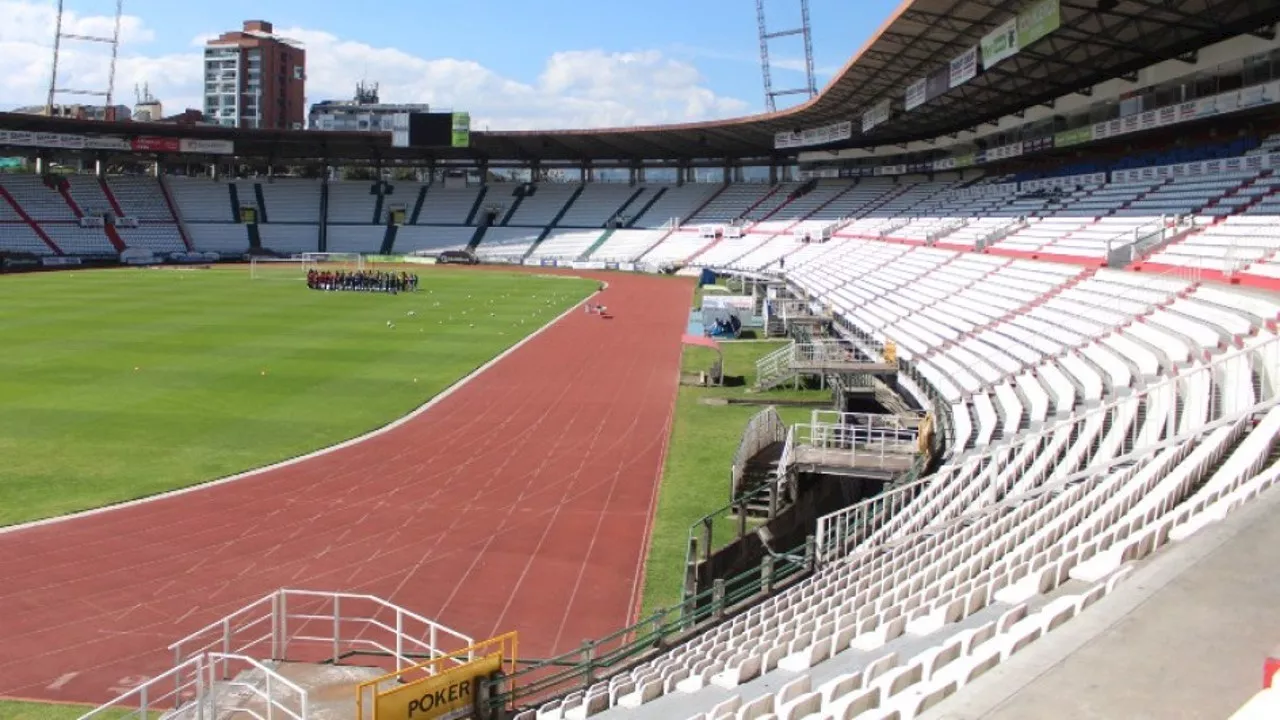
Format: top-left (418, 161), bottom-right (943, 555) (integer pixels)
top-left (179, 138), bottom-right (234, 155)
top-left (84, 136), bottom-right (131, 150)
top-left (861, 99), bottom-right (891, 133)
top-left (773, 120), bottom-right (853, 149)
top-left (1053, 126), bottom-right (1092, 148)
top-left (374, 653), bottom-right (502, 720)
top-left (981, 18), bottom-right (1019, 69)
top-left (131, 136), bottom-right (180, 153)
top-left (451, 112), bottom-right (471, 148)
top-left (904, 79), bottom-right (927, 111)
top-left (949, 46), bottom-right (978, 88)
top-left (1017, 0), bottom-right (1061, 48)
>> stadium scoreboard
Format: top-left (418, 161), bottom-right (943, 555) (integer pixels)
top-left (392, 112), bottom-right (471, 149)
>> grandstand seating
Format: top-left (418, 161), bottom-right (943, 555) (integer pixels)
top-left (517, 232), bottom-right (1280, 720)
top-left (557, 184), bottom-right (638, 227)
top-left (416, 185), bottom-right (484, 225)
top-left (631, 184), bottom-right (720, 228)
top-left (260, 179), bottom-right (322, 223)
top-left (504, 184), bottom-right (579, 226)
top-left (527, 230), bottom-right (607, 261)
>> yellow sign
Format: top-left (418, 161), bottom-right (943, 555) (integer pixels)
top-left (240, 206), bottom-right (258, 224)
top-left (376, 652), bottom-right (502, 720)
top-left (884, 340), bottom-right (898, 364)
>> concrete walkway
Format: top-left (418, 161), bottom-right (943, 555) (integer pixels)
top-left (921, 482), bottom-right (1280, 720)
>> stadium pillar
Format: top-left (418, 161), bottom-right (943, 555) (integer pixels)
top-left (581, 161), bottom-right (592, 183)
top-left (93, 154), bottom-right (104, 177)
top-left (34, 152), bottom-right (46, 175)
top-left (769, 165), bottom-right (778, 184)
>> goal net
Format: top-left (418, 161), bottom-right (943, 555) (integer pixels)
top-left (249, 252), bottom-right (366, 280)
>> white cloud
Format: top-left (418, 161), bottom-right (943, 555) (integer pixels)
top-left (0, 1), bottom-right (751, 129)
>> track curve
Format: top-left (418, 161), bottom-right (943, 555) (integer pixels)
top-left (0, 270), bottom-right (693, 705)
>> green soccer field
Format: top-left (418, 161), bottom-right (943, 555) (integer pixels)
top-left (0, 265), bottom-right (595, 527)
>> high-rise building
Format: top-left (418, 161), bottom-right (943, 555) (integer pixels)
top-left (308, 82), bottom-right (431, 132)
top-left (203, 20), bottom-right (306, 130)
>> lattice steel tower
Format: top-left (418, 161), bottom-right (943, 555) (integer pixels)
top-left (756, 0), bottom-right (817, 112)
top-left (46, 0), bottom-right (125, 119)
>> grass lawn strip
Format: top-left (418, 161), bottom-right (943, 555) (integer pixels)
top-left (640, 336), bottom-right (830, 615)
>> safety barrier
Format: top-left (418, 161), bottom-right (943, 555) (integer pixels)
top-left (169, 589), bottom-right (474, 676)
top-left (79, 653), bottom-right (307, 720)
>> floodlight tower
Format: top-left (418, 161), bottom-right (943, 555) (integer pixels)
top-left (756, 0), bottom-right (818, 112)
top-left (46, 0), bottom-right (125, 120)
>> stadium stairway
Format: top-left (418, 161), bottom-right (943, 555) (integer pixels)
top-left (464, 185), bottom-right (489, 225)
top-left (500, 185), bottom-right (529, 225)
top-left (467, 225), bottom-right (489, 251)
top-left (97, 176), bottom-right (126, 217)
top-left (410, 185), bottom-right (429, 224)
top-left (253, 183), bottom-right (270, 223)
top-left (245, 216), bottom-right (262, 250)
top-left (626, 188), bottom-right (667, 227)
top-left (0, 184), bottom-right (62, 254)
top-left (380, 223), bottom-right (398, 254)
top-left (317, 182), bottom-right (329, 252)
top-left (579, 228), bottom-right (616, 260)
top-left (227, 183), bottom-right (242, 223)
top-left (103, 224), bottom-right (128, 253)
top-left (371, 182), bottom-right (385, 225)
top-left (156, 177), bottom-right (195, 250)
top-left (612, 187), bottom-right (648, 225)
top-left (52, 176), bottom-right (84, 218)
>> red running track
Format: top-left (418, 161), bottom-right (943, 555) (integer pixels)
top-left (0, 271), bottom-right (693, 705)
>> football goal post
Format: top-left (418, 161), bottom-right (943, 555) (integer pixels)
top-left (249, 253), bottom-right (366, 280)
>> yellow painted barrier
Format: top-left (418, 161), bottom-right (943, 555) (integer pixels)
top-left (357, 632), bottom-right (518, 720)
top-left (375, 652), bottom-right (502, 720)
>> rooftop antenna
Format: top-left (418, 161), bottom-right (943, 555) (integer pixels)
top-left (46, 0), bottom-right (125, 120)
top-left (756, 0), bottom-right (818, 113)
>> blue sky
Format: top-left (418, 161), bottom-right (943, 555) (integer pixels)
top-left (0, 0), bottom-right (903, 128)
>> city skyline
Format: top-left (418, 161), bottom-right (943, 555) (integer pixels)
top-left (0, 0), bottom-right (897, 130)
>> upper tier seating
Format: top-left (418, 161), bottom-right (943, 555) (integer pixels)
top-left (687, 184), bottom-right (776, 225)
top-left (1, 175), bottom-right (76, 221)
top-left (416, 185), bottom-right (484, 225)
top-left (168, 179), bottom-right (235, 223)
top-left (631, 185), bottom-right (720, 228)
top-left (504, 184), bottom-right (579, 226)
top-left (556, 184), bottom-right (640, 228)
top-left (187, 223), bottom-right (249, 255)
top-left (260, 180), bottom-right (322, 223)
top-left (326, 182), bottom-right (379, 224)
top-left (327, 226), bottom-right (386, 254)
top-left (110, 177), bottom-right (179, 221)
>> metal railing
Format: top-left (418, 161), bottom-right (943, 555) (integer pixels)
top-left (974, 218), bottom-right (1027, 250)
top-left (729, 407), bottom-right (786, 501)
top-left (489, 540), bottom-right (812, 713)
top-left (169, 589), bottom-right (474, 678)
top-left (792, 422), bottom-right (919, 468)
top-left (813, 476), bottom-right (931, 563)
top-left (80, 653), bottom-right (308, 720)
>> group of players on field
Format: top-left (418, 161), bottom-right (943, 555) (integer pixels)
top-left (306, 269), bottom-right (419, 294)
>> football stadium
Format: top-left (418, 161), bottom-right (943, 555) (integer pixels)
top-left (4, 0), bottom-right (1280, 718)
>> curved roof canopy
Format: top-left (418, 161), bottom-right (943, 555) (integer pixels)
top-left (2, 0), bottom-right (1277, 163)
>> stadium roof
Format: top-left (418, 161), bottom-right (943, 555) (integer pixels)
top-left (3, 0), bottom-right (1278, 164)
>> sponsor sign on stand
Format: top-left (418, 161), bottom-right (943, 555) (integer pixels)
top-left (774, 121), bottom-right (853, 150)
top-left (131, 136), bottom-right (181, 153)
top-left (1017, 0), bottom-right (1061, 48)
top-left (179, 138), bottom-right (235, 155)
top-left (981, 18), bottom-right (1019, 69)
top-left (904, 79), bottom-right (927, 111)
top-left (949, 46), bottom-right (978, 88)
top-left (861, 99), bottom-right (891, 133)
